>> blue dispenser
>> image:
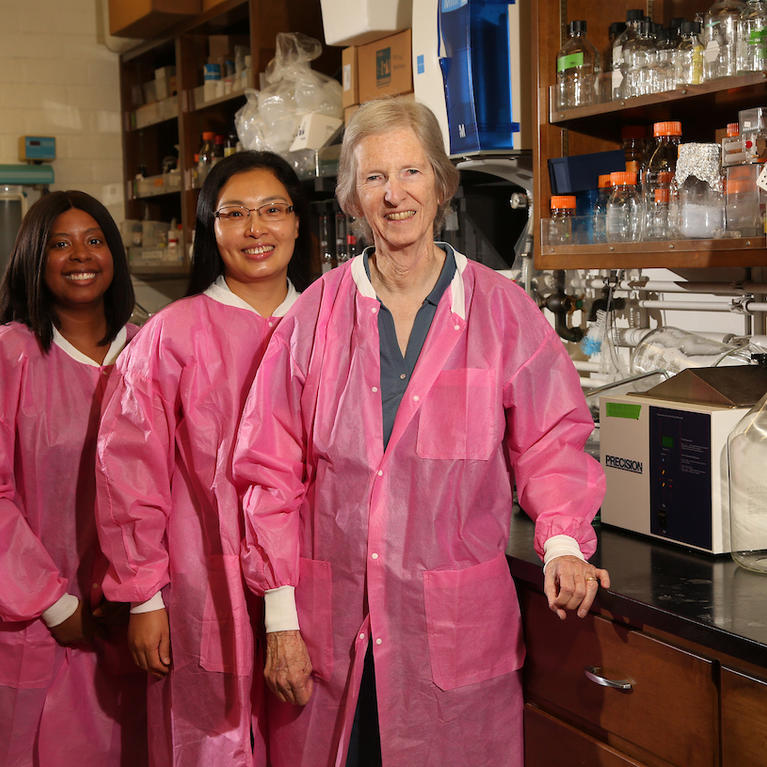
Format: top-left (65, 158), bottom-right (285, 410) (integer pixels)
top-left (439, 0), bottom-right (518, 155)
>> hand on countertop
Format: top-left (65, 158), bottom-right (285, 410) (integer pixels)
top-left (544, 555), bottom-right (610, 620)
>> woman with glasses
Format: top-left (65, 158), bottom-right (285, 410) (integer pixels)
top-left (95, 151), bottom-right (312, 767)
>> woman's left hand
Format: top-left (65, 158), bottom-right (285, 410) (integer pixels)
top-left (543, 555), bottom-right (610, 620)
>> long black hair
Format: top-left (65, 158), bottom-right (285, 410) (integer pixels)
top-left (186, 151), bottom-right (313, 296)
top-left (0, 190), bottom-right (135, 351)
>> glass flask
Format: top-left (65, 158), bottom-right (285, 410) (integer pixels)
top-left (671, 143), bottom-right (725, 238)
top-left (728, 360), bottom-right (767, 573)
top-left (675, 21), bottom-right (705, 85)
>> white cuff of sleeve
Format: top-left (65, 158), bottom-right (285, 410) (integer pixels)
top-left (41, 593), bottom-right (79, 628)
top-left (264, 586), bottom-right (299, 633)
top-left (543, 535), bottom-right (586, 573)
top-left (130, 592), bottom-right (165, 614)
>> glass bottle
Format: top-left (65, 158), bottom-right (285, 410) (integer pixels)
top-left (346, 215), bottom-right (360, 258)
top-left (591, 174), bottom-right (612, 243)
top-left (737, 0), bottom-right (767, 72)
top-left (612, 9), bottom-right (645, 99)
top-left (623, 20), bottom-right (657, 97)
top-left (727, 368), bottom-right (767, 573)
top-left (197, 131), bottom-right (215, 186)
top-left (224, 131), bottom-right (238, 157)
top-left (675, 21), bottom-right (705, 85)
top-left (212, 134), bottom-right (225, 166)
top-left (702, 0), bottom-right (747, 79)
top-left (645, 187), bottom-right (671, 239)
top-left (556, 20), bottom-right (599, 108)
top-left (670, 17), bottom-right (686, 45)
top-left (604, 22), bottom-right (627, 73)
top-left (622, 124), bottom-right (648, 174)
top-left (672, 142), bottom-right (725, 238)
top-left (653, 28), bottom-right (678, 92)
top-left (548, 195), bottom-right (576, 244)
top-left (606, 171), bottom-right (642, 242)
top-left (642, 121), bottom-right (683, 234)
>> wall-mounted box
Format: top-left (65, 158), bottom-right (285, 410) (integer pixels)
top-left (108, 0), bottom-right (201, 39)
top-left (342, 46), bottom-right (358, 108)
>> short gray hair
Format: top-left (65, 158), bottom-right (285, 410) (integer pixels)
top-left (336, 97), bottom-right (460, 235)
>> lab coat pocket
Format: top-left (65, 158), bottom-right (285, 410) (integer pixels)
top-left (200, 554), bottom-right (254, 675)
top-left (416, 368), bottom-right (499, 460)
top-left (423, 552), bottom-right (525, 691)
top-left (296, 557), bottom-right (334, 681)
top-left (0, 619), bottom-right (56, 688)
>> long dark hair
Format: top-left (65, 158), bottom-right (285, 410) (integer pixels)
top-left (0, 190), bottom-right (134, 351)
top-left (186, 151), bottom-right (313, 296)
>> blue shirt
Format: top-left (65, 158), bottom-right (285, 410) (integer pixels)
top-left (363, 243), bottom-right (457, 448)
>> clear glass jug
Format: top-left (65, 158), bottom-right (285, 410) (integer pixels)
top-left (727, 356), bottom-right (767, 573)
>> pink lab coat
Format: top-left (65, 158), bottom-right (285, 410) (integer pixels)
top-left (95, 279), bottom-right (298, 767)
top-left (233, 250), bottom-right (605, 767)
top-left (0, 321), bottom-right (146, 767)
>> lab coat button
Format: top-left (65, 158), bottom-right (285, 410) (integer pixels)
top-left (371, 552), bottom-right (379, 560)
top-left (376, 638), bottom-right (383, 645)
top-left (372, 386), bottom-right (378, 392)
top-left (377, 469), bottom-right (383, 477)
top-left (413, 395), bottom-right (420, 402)
top-left (371, 307), bottom-right (378, 314)
top-left (359, 633), bottom-right (365, 640)
top-left (399, 373), bottom-right (406, 380)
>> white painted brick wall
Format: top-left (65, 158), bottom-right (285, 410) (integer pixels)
top-left (0, 0), bottom-right (125, 223)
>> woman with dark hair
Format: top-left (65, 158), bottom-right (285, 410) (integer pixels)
top-left (0, 191), bottom-right (146, 766)
top-left (95, 151), bottom-right (313, 767)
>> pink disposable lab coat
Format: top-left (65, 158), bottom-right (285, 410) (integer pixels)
top-left (95, 279), bottom-right (298, 767)
top-left (0, 321), bottom-right (146, 767)
top-left (233, 250), bottom-right (605, 767)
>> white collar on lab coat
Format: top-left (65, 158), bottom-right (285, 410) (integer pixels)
top-left (52, 325), bottom-right (128, 367)
top-left (204, 274), bottom-right (299, 317)
top-left (350, 243), bottom-right (468, 320)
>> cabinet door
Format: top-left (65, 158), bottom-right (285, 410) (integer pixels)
top-left (520, 588), bottom-right (718, 767)
top-left (525, 703), bottom-right (648, 767)
top-left (721, 666), bottom-right (767, 766)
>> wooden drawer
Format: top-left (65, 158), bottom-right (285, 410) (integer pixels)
top-left (525, 703), bottom-right (649, 766)
top-left (721, 666), bottom-right (767, 766)
top-left (520, 588), bottom-right (718, 767)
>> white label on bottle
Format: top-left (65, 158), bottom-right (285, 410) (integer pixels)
top-left (756, 163), bottom-right (767, 193)
top-left (612, 68), bottom-right (623, 91)
top-left (705, 39), bottom-right (721, 62)
top-left (613, 45), bottom-right (623, 67)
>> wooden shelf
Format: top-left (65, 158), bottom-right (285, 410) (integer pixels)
top-left (536, 237), bottom-right (767, 270)
top-left (130, 263), bottom-right (190, 279)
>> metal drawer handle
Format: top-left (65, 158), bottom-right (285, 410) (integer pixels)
top-left (584, 666), bottom-right (633, 692)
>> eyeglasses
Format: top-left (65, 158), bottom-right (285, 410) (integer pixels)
top-left (214, 202), bottom-right (295, 225)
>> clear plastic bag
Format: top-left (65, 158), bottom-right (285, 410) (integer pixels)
top-left (234, 32), bottom-right (342, 154)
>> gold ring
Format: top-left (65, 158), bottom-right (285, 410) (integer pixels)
top-left (585, 576), bottom-right (598, 582)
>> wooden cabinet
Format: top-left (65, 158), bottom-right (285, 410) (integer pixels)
top-left (119, 0), bottom-right (337, 278)
top-left (720, 666), bottom-right (767, 766)
top-left (520, 586), bottom-right (718, 766)
top-left (532, 0), bottom-right (767, 270)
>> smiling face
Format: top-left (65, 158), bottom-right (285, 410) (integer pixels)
top-left (353, 126), bottom-right (440, 253)
top-left (43, 208), bottom-right (114, 314)
top-left (213, 167), bottom-right (299, 294)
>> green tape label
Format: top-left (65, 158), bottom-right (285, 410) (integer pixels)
top-left (605, 402), bottom-right (642, 419)
top-left (557, 52), bottom-right (584, 72)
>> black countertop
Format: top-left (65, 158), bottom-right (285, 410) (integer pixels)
top-left (506, 510), bottom-right (767, 670)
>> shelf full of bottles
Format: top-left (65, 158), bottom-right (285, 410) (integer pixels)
top-left (533, 0), bottom-right (767, 270)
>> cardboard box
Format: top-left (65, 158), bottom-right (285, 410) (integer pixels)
top-left (357, 29), bottom-right (412, 103)
top-left (342, 47), bottom-right (358, 108)
top-left (109, 0), bottom-right (200, 38)
top-left (290, 113), bottom-right (343, 152)
top-left (208, 34), bottom-right (249, 62)
top-left (344, 104), bottom-right (359, 126)
top-left (321, 0), bottom-right (412, 46)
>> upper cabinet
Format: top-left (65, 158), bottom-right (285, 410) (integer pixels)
top-left (533, 0), bottom-right (767, 270)
top-left (118, 0), bottom-right (338, 278)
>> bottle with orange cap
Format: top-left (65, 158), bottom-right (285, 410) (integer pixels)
top-left (642, 121), bottom-right (683, 239)
top-left (549, 195), bottom-right (577, 244)
top-left (606, 171), bottom-right (642, 242)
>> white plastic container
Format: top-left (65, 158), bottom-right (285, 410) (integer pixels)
top-left (320, 0), bottom-right (412, 46)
